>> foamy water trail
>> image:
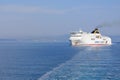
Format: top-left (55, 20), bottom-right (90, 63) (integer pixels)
top-left (38, 46), bottom-right (120, 80)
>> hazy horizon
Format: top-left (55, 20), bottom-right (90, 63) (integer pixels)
top-left (0, 0), bottom-right (120, 38)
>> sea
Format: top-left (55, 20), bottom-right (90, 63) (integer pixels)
top-left (0, 40), bottom-right (120, 80)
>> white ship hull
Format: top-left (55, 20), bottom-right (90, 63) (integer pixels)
top-left (69, 29), bottom-right (112, 46)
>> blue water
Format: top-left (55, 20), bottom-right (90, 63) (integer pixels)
top-left (0, 41), bottom-right (120, 80)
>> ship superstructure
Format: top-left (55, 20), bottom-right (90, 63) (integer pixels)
top-left (69, 28), bottom-right (112, 46)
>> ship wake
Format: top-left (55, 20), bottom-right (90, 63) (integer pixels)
top-left (38, 46), bottom-right (120, 80)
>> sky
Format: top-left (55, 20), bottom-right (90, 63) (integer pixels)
top-left (0, 0), bottom-right (120, 39)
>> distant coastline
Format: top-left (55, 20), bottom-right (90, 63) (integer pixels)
top-left (0, 35), bottom-right (119, 42)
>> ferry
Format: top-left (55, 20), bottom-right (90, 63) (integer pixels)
top-left (69, 28), bottom-right (112, 46)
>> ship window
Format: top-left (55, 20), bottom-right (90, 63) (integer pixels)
top-left (103, 39), bottom-right (106, 40)
top-left (71, 35), bottom-right (81, 37)
top-left (91, 38), bottom-right (95, 40)
top-left (78, 35), bottom-right (81, 37)
top-left (96, 36), bottom-right (100, 38)
top-left (95, 41), bottom-right (99, 43)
